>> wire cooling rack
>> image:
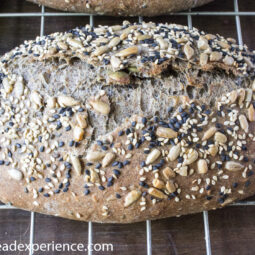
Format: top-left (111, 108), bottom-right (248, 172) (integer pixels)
top-left (0, 0), bottom-right (255, 254)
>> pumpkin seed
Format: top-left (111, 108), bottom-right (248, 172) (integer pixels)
top-left (146, 149), bottom-right (161, 165)
top-left (124, 190), bottom-right (141, 207)
top-left (208, 145), bottom-right (218, 157)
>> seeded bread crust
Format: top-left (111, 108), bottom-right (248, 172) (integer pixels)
top-left (27, 0), bottom-right (213, 16)
top-left (0, 22), bottom-right (255, 223)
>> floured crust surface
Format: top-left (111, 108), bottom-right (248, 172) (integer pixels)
top-left (0, 22), bottom-right (255, 223)
top-left (27, 0), bottom-right (213, 17)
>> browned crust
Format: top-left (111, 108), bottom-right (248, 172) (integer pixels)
top-left (27, 0), bottom-right (213, 16)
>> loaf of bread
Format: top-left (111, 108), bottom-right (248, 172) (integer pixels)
top-left (27, 0), bottom-right (213, 16)
top-left (0, 21), bottom-right (255, 223)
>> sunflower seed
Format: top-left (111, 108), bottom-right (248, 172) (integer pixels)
top-left (200, 53), bottom-right (208, 66)
top-left (76, 113), bottom-right (87, 128)
top-left (86, 151), bottom-right (105, 162)
top-left (110, 55), bottom-right (121, 69)
top-left (58, 96), bottom-right (79, 107)
top-left (183, 150), bottom-right (198, 166)
top-left (197, 159), bottom-right (208, 174)
top-left (229, 90), bottom-right (238, 104)
top-left (176, 166), bottom-right (188, 176)
top-left (184, 43), bottom-right (194, 60)
top-left (210, 51), bottom-right (222, 61)
top-left (108, 37), bottom-right (121, 48)
top-left (102, 152), bottom-right (116, 168)
top-left (239, 114), bottom-right (249, 133)
top-left (124, 190), bottom-right (141, 207)
top-left (14, 76), bottom-right (24, 98)
top-left (156, 127), bottom-right (177, 139)
top-left (137, 34), bottom-right (151, 41)
top-left (153, 179), bottom-right (165, 189)
top-left (31, 91), bottom-right (42, 106)
top-left (208, 144), bottom-right (218, 157)
top-left (67, 38), bottom-right (83, 49)
top-left (162, 167), bottom-right (176, 179)
top-left (148, 187), bottom-right (167, 199)
top-left (223, 56), bottom-right (234, 66)
top-left (2, 77), bottom-right (13, 93)
top-left (8, 169), bottom-right (23, 181)
top-left (202, 127), bottom-right (217, 141)
top-left (168, 143), bottom-right (181, 161)
top-left (214, 132), bottom-right (227, 144)
top-left (225, 161), bottom-right (244, 171)
top-left (90, 169), bottom-right (100, 183)
top-left (70, 155), bottom-right (82, 175)
top-left (108, 71), bottom-right (130, 84)
top-left (238, 89), bottom-right (245, 105)
top-left (46, 97), bottom-right (57, 109)
top-left (156, 37), bottom-right (168, 50)
top-left (248, 104), bottom-right (255, 122)
top-left (166, 180), bottom-right (176, 193)
top-left (94, 46), bottom-right (109, 56)
top-left (146, 149), bottom-right (161, 165)
top-left (57, 41), bottom-right (68, 50)
top-left (116, 46), bottom-right (139, 57)
top-left (73, 126), bottom-right (84, 142)
top-left (90, 100), bottom-right (110, 115)
top-left (198, 38), bottom-right (209, 50)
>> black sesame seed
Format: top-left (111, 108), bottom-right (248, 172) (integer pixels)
top-left (127, 144), bottom-right (133, 150)
top-left (112, 161), bottom-right (119, 167)
top-left (45, 178), bottom-right (51, 183)
top-left (30, 177), bottom-right (36, 182)
top-left (0, 160), bottom-right (4, 165)
top-left (58, 141), bottom-right (65, 147)
top-left (101, 145), bottom-right (108, 151)
top-left (95, 163), bottom-right (101, 169)
top-left (97, 140), bottom-right (103, 146)
top-left (69, 140), bottom-right (75, 147)
top-left (123, 160), bottom-right (130, 166)
top-left (38, 187), bottom-right (44, 193)
top-left (116, 193), bottom-right (121, 199)
top-left (54, 189), bottom-right (60, 194)
top-left (118, 130), bottom-right (124, 136)
top-left (99, 186), bottom-right (105, 191)
top-left (63, 187), bottom-right (69, 192)
top-left (84, 189), bottom-right (90, 195)
top-left (113, 169), bottom-right (120, 176)
top-left (39, 146), bottom-right (45, 152)
top-left (59, 183), bottom-right (63, 189)
top-left (65, 125), bottom-right (71, 131)
top-left (142, 117), bottom-right (147, 124)
top-left (206, 196), bottom-right (212, 200)
top-left (131, 121), bottom-right (136, 127)
top-left (43, 193), bottom-right (50, 198)
top-left (118, 162), bottom-right (123, 169)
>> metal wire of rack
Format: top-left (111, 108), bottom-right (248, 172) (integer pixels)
top-left (0, 0), bottom-right (254, 254)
